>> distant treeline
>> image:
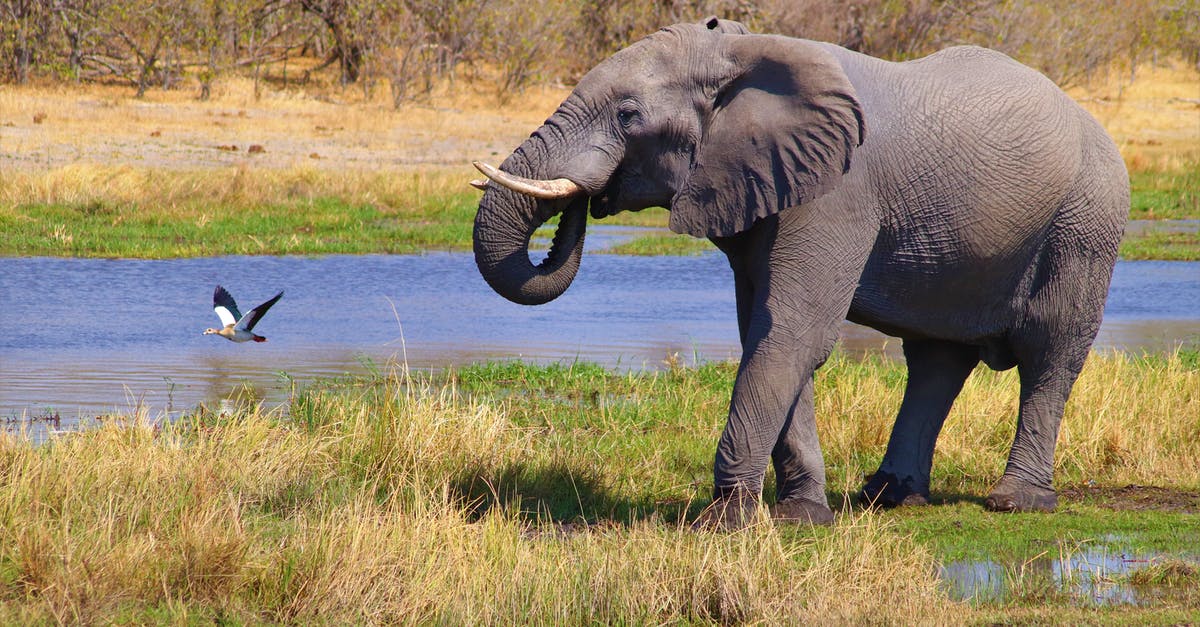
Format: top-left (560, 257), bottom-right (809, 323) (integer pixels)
top-left (3, 0), bottom-right (1197, 103)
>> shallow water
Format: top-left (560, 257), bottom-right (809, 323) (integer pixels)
top-left (941, 544), bottom-right (1196, 606)
top-left (1123, 218), bottom-right (1200, 236)
top-left (2, 226), bottom-right (1198, 425)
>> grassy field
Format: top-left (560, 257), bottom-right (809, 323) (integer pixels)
top-left (1, 63), bottom-right (1198, 259)
top-left (1, 351), bottom-right (1197, 623)
top-left (3, 47), bottom-right (1197, 625)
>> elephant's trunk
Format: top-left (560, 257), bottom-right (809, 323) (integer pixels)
top-left (473, 147), bottom-right (588, 306)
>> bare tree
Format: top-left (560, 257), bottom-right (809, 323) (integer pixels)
top-left (298, 0), bottom-right (370, 84)
top-left (482, 0), bottom-right (572, 100)
top-left (54, 0), bottom-right (105, 82)
top-left (377, 4), bottom-right (437, 106)
top-left (404, 0), bottom-right (489, 84)
top-left (86, 0), bottom-right (184, 96)
top-left (1, 0), bottom-right (56, 83)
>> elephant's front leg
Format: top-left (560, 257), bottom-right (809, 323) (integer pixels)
top-left (768, 375), bottom-right (838, 524)
top-left (697, 212), bottom-right (869, 530)
top-left (698, 310), bottom-right (845, 530)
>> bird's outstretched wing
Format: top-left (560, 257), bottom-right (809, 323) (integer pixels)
top-left (236, 290), bottom-right (284, 331)
top-left (213, 285), bottom-right (242, 327)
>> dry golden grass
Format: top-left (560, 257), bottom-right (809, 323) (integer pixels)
top-left (1, 352), bottom-right (1195, 622)
top-left (0, 379), bottom-right (957, 624)
top-left (817, 351), bottom-right (1200, 496)
top-left (0, 162), bottom-right (467, 211)
top-left (1071, 61), bottom-right (1200, 174)
top-left (0, 75), bottom-right (568, 175)
top-left (2, 58), bottom-right (1193, 181)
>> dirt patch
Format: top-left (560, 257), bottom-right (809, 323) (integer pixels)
top-left (1061, 484), bottom-right (1200, 514)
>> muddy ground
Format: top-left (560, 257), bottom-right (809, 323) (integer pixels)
top-left (1061, 484), bottom-right (1200, 514)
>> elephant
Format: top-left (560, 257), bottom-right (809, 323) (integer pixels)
top-left (470, 17), bottom-right (1128, 528)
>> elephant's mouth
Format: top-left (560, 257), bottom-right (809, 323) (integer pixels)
top-left (587, 167), bottom-right (668, 219)
top-left (586, 164), bottom-right (621, 219)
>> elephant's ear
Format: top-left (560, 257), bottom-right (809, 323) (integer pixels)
top-left (670, 35), bottom-right (865, 238)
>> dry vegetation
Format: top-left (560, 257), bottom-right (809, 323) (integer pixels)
top-left (1, 59), bottom-right (1195, 213)
top-left (1073, 63), bottom-right (1200, 176)
top-left (2, 2), bottom-right (1195, 214)
top-left (0, 370), bottom-right (955, 624)
top-left (0, 76), bottom-right (565, 175)
top-left (1, 351), bottom-right (1196, 623)
top-left (4, 0), bottom-right (1197, 96)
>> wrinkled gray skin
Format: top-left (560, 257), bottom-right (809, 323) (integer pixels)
top-left (472, 18), bottom-right (1128, 528)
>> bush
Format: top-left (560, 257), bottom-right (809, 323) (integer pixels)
top-left (1, 0), bottom-right (1193, 97)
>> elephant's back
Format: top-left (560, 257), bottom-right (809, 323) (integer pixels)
top-left (834, 43), bottom-right (1089, 255)
top-left (830, 44), bottom-right (1113, 342)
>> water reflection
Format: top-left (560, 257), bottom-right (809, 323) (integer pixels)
top-left (940, 545), bottom-right (1194, 606)
top-left (2, 228), bottom-right (1197, 422)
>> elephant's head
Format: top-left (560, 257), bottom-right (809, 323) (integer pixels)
top-left (473, 18), bottom-right (864, 305)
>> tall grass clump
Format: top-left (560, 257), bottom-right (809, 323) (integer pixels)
top-left (0, 370), bottom-right (959, 624)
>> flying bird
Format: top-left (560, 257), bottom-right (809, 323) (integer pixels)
top-left (203, 285), bottom-right (283, 343)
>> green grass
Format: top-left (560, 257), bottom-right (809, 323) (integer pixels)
top-left (1, 351), bottom-right (1197, 622)
top-left (7, 194), bottom-right (1196, 259)
top-left (1, 163), bottom-right (1197, 259)
top-left (0, 194), bottom-right (479, 258)
top-left (894, 502), bottom-right (1198, 563)
top-left (1129, 167), bottom-right (1200, 220)
top-left (1120, 227), bottom-right (1200, 260)
top-left (601, 232), bottom-right (715, 255)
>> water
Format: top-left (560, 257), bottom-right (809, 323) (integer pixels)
top-left (1122, 219), bottom-right (1200, 236)
top-left (2, 227), bottom-right (1198, 424)
top-left (941, 544), bottom-right (1196, 606)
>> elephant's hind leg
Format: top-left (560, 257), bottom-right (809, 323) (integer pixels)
top-left (987, 165), bottom-right (1124, 512)
top-left (860, 339), bottom-right (979, 507)
top-left (988, 310), bottom-right (1100, 512)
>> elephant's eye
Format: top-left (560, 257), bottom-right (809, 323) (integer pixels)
top-left (616, 107), bottom-right (639, 129)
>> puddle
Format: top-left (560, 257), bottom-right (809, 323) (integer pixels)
top-left (940, 543), bottom-right (1198, 605)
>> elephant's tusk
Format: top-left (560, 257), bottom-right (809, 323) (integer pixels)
top-left (471, 161), bottom-right (583, 200)
top-left (469, 179), bottom-right (489, 191)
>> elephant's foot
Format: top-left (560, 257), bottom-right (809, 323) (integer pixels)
top-left (985, 475), bottom-right (1057, 512)
top-left (769, 497), bottom-right (835, 526)
top-left (858, 471), bottom-right (930, 508)
top-left (691, 487), bottom-right (760, 531)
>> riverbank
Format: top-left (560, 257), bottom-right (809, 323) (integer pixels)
top-left (1, 353), bottom-right (1197, 623)
top-left (1, 63), bottom-right (1197, 260)
top-left (1, 164), bottom-right (1196, 259)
